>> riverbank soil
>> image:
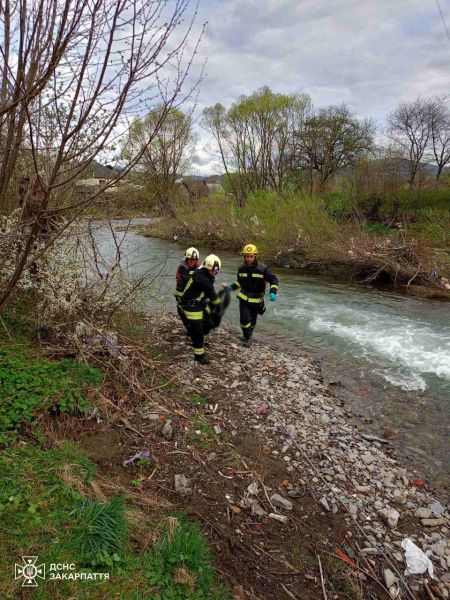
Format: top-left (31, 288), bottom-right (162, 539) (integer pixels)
top-left (4, 308), bottom-right (449, 599)
top-left (71, 313), bottom-right (450, 600)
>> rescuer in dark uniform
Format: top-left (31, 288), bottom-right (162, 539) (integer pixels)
top-left (174, 247), bottom-right (200, 333)
top-left (224, 244), bottom-right (278, 347)
top-left (180, 254), bottom-right (223, 364)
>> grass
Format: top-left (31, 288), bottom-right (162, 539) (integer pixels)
top-left (156, 189), bottom-right (337, 263)
top-left (0, 341), bottom-right (101, 444)
top-left (149, 186), bottom-right (450, 285)
top-left (186, 412), bottom-right (216, 451)
top-left (188, 395), bottom-right (207, 406)
top-left (0, 442), bottom-right (230, 599)
top-left (0, 315), bottom-right (229, 600)
top-left (144, 514), bottom-right (230, 599)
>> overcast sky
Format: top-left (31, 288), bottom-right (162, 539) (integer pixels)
top-left (186, 0), bottom-right (450, 174)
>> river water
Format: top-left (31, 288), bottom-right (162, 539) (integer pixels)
top-left (93, 220), bottom-right (450, 487)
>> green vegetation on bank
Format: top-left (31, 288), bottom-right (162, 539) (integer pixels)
top-left (146, 187), bottom-right (450, 288)
top-left (0, 341), bottom-right (100, 444)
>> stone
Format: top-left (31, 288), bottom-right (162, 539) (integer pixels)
top-left (270, 494), bottom-right (293, 511)
top-left (393, 489), bottom-right (407, 505)
top-left (432, 541), bottom-right (447, 558)
top-left (428, 501), bottom-right (446, 515)
top-left (383, 569), bottom-right (398, 588)
top-left (269, 513), bottom-right (288, 523)
top-left (250, 500), bottom-right (267, 516)
top-left (321, 468), bottom-right (336, 476)
top-left (288, 489), bottom-right (305, 498)
top-left (174, 474), bottom-right (191, 495)
top-left (361, 548), bottom-right (380, 555)
top-left (415, 507), bottom-right (432, 519)
top-left (422, 518), bottom-right (448, 527)
top-left (319, 497), bottom-right (330, 512)
top-left (247, 482), bottom-right (259, 495)
top-left (162, 420), bottom-right (174, 440)
top-left (355, 485), bottom-right (371, 493)
top-left (379, 508), bottom-right (400, 529)
top-left (361, 453), bottom-right (376, 465)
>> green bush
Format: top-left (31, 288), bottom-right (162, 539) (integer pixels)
top-left (0, 343), bottom-right (101, 443)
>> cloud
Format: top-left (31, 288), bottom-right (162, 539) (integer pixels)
top-left (179, 0), bottom-right (450, 174)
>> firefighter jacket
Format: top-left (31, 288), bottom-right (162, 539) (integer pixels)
top-left (230, 260), bottom-right (279, 303)
top-left (174, 259), bottom-right (200, 298)
top-left (181, 267), bottom-right (221, 312)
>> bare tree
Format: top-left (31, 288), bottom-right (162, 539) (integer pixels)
top-left (295, 105), bottom-right (376, 194)
top-left (387, 98), bottom-right (432, 189)
top-left (122, 106), bottom-right (197, 214)
top-left (428, 96), bottom-right (450, 181)
top-left (0, 0), bottom-right (204, 313)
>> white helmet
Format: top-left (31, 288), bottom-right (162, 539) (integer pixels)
top-left (185, 247), bottom-right (199, 260)
top-left (203, 254), bottom-right (221, 272)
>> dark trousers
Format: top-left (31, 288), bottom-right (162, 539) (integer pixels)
top-left (239, 301), bottom-right (261, 339)
top-left (177, 302), bottom-right (191, 334)
top-left (181, 307), bottom-right (214, 357)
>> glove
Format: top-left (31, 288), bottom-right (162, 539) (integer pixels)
top-left (226, 285), bottom-right (234, 292)
top-left (270, 293), bottom-right (277, 302)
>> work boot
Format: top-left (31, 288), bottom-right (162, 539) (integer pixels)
top-left (195, 354), bottom-right (210, 365)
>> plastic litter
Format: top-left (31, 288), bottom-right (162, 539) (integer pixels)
top-left (401, 538), bottom-right (434, 577)
top-left (256, 403), bottom-right (269, 414)
top-left (122, 450), bottom-right (150, 467)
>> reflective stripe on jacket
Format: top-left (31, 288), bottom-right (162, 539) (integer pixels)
top-left (230, 260), bottom-right (278, 300)
top-left (175, 259), bottom-right (199, 296)
top-left (181, 267), bottom-right (221, 309)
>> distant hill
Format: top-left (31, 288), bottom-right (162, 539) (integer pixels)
top-left (189, 174), bottom-right (225, 182)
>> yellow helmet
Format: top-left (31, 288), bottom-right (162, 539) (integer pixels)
top-left (203, 254), bottom-right (221, 272)
top-left (185, 247), bottom-right (199, 260)
top-left (242, 243), bottom-right (258, 255)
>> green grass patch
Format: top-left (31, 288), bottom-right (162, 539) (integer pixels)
top-left (188, 395), bottom-right (206, 406)
top-left (186, 413), bottom-right (216, 451)
top-left (364, 223), bottom-right (392, 235)
top-left (0, 345), bottom-right (100, 437)
top-left (144, 514), bottom-right (230, 600)
top-left (0, 342), bottom-right (102, 444)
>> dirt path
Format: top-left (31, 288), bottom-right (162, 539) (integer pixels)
top-left (75, 313), bottom-right (449, 600)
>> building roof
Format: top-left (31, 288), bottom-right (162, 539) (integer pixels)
top-left (84, 161), bottom-right (120, 180)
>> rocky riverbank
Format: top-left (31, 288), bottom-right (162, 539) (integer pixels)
top-left (144, 312), bottom-right (450, 599)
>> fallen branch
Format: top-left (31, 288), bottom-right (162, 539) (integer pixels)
top-left (317, 555), bottom-right (328, 600)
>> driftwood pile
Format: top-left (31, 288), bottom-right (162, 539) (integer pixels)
top-left (342, 235), bottom-right (449, 288)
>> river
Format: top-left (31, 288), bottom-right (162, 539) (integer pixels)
top-left (93, 219), bottom-right (450, 488)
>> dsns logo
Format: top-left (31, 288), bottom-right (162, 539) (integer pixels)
top-left (15, 556), bottom-right (45, 587)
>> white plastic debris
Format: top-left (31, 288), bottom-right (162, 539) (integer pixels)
top-left (401, 538), bottom-right (434, 577)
